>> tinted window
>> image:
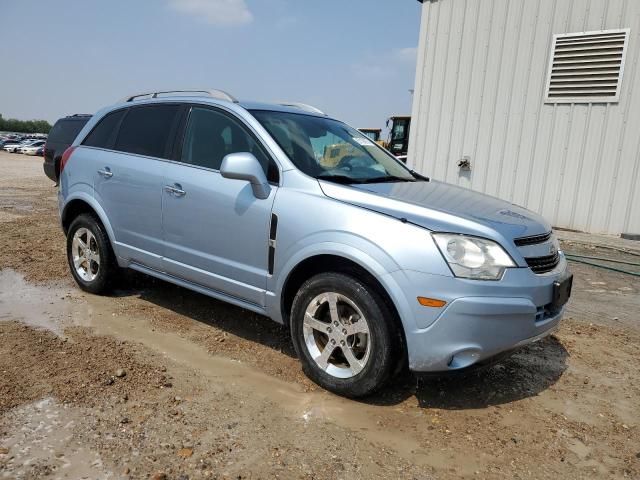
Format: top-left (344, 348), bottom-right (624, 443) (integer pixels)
top-left (83, 109), bottom-right (126, 149)
top-left (115, 104), bottom-right (180, 158)
top-left (49, 118), bottom-right (90, 144)
top-left (181, 107), bottom-right (278, 182)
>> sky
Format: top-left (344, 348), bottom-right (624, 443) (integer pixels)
top-left (0, 0), bottom-right (421, 130)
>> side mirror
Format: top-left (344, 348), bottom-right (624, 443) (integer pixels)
top-left (220, 152), bottom-right (271, 199)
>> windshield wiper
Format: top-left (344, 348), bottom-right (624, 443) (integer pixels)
top-left (410, 170), bottom-right (430, 181)
top-left (316, 174), bottom-right (416, 185)
top-left (316, 174), bottom-right (363, 184)
top-left (358, 176), bottom-right (416, 184)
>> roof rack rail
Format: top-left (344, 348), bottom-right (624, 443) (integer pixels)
top-left (278, 102), bottom-right (326, 115)
top-left (121, 89), bottom-right (238, 103)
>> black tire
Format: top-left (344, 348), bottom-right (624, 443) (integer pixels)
top-left (66, 213), bottom-right (117, 294)
top-left (290, 272), bottom-right (399, 398)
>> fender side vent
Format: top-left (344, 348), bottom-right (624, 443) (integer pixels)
top-left (268, 214), bottom-right (278, 275)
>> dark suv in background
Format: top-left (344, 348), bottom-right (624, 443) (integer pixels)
top-left (44, 114), bottom-right (91, 182)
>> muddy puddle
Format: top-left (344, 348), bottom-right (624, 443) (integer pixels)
top-left (1, 398), bottom-right (113, 479)
top-left (0, 269), bottom-right (72, 335)
top-left (0, 269), bottom-right (474, 472)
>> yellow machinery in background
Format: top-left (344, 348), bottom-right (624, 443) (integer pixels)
top-left (320, 142), bottom-right (360, 168)
top-left (384, 115), bottom-right (411, 159)
top-left (357, 117), bottom-right (411, 162)
top-left (357, 128), bottom-right (383, 146)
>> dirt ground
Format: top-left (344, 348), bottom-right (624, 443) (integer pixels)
top-left (0, 151), bottom-right (638, 480)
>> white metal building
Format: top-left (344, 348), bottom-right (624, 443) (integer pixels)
top-left (408, 0), bottom-right (640, 235)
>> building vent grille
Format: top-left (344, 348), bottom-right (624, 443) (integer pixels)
top-left (545, 29), bottom-right (630, 103)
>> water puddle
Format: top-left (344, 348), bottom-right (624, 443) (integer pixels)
top-left (0, 270), bottom-right (73, 336)
top-left (0, 269), bottom-right (480, 472)
top-left (84, 303), bottom-right (430, 462)
top-left (0, 397), bottom-right (113, 479)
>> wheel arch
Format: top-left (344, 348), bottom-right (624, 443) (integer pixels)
top-left (278, 253), bottom-right (408, 364)
top-left (280, 253), bottom-right (408, 365)
top-left (61, 194), bottom-right (116, 246)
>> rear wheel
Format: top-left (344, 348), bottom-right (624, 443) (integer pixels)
top-left (290, 272), bottom-right (398, 398)
top-left (66, 213), bottom-right (117, 294)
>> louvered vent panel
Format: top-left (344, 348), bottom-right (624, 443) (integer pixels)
top-left (545, 29), bottom-right (630, 103)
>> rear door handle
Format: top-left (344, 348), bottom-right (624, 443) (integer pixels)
top-left (97, 167), bottom-right (113, 178)
top-left (164, 183), bottom-right (186, 197)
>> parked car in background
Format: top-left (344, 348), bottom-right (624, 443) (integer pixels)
top-left (3, 139), bottom-right (34, 153)
top-left (43, 114), bottom-right (91, 182)
top-left (21, 140), bottom-right (46, 155)
top-left (57, 89), bottom-right (572, 398)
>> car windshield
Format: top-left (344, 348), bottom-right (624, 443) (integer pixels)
top-left (250, 110), bottom-right (416, 184)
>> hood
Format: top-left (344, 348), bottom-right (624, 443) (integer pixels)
top-left (319, 179), bottom-right (551, 241)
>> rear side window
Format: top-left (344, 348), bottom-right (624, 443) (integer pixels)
top-left (49, 118), bottom-right (89, 144)
top-left (181, 106), bottom-right (279, 182)
top-left (83, 110), bottom-right (126, 149)
top-left (115, 104), bottom-right (180, 158)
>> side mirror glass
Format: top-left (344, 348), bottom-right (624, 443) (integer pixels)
top-left (220, 152), bottom-right (271, 199)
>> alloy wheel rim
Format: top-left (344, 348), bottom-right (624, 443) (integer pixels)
top-left (303, 292), bottom-right (371, 379)
top-left (72, 228), bottom-right (100, 282)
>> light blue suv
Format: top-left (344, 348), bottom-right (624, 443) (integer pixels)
top-left (58, 89), bottom-right (572, 397)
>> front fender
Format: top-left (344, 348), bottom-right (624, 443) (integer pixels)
top-left (266, 240), bottom-right (414, 332)
top-left (275, 240), bottom-right (398, 293)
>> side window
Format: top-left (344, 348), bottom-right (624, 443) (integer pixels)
top-left (50, 119), bottom-right (87, 144)
top-left (181, 107), bottom-right (279, 183)
top-left (115, 104), bottom-right (180, 158)
top-left (82, 110), bottom-right (126, 149)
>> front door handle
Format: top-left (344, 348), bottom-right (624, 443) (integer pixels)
top-left (97, 167), bottom-right (113, 178)
top-left (164, 184), bottom-right (186, 197)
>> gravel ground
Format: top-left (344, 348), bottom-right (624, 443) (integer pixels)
top-left (0, 151), bottom-right (638, 479)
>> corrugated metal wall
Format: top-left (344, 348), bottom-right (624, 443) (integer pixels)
top-left (408, 0), bottom-right (640, 235)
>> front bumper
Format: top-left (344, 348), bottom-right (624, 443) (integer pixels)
top-left (390, 258), bottom-right (569, 372)
top-left (406, 295), bottom-right (563, 371)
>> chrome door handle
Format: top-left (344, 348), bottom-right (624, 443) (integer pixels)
top-left (97, 168), bottom-right (113, 178)
top-left (164, 184), bottom-right (186, 197)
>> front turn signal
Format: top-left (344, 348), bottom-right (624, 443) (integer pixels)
top-left (417, 297), bottom-right (447, 308)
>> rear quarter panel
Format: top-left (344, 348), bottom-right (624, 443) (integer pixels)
top-left (59, 148), bottom-right (118, 250)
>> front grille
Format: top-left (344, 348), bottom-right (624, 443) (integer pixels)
top-left (514, 232), bottom-right (552, 246)
top-left (525, 252), bottom-right (560, 274)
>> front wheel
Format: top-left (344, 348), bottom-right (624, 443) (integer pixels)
top-left (290, 272), bottom-right (399, 398)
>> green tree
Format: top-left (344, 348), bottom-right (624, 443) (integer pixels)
top-left (0, 113), bottom-right (51, 134)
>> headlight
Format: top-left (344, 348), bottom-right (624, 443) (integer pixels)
top-left (432, 233), bottom-right (515, 280)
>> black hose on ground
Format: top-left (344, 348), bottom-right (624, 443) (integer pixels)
top-left (564, 255), bottom-right (640, 277)
top-left (563, 253), bottom-right (640, 267)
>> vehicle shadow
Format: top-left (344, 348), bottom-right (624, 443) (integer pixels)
top-left (366, 335), bottom-right (569, 409)
top-left (112, 271), bottom-right (568, 409)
